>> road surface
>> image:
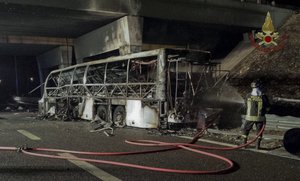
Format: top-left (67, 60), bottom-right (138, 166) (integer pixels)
top-left (0, 112), bottom-right (299, 181)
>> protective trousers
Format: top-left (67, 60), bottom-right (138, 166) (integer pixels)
top-left (241, 120), bottom-right (265, 149)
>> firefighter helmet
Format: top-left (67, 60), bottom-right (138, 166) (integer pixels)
top-left (251, 80), bottom-right (262, 88)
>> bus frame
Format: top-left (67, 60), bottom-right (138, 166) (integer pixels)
top-left (39, 48), bottom-right (226, 128)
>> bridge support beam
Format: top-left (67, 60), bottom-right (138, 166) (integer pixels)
top-left (37, 46), bottom-right (73, 83)
top-left (74, 16), bottom-right (143, 63)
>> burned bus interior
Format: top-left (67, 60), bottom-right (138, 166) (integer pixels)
top-left (40, 48), bottom-right (228, 130)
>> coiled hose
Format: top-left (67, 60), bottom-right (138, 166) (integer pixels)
top-left (0, 124), bottom-right (265, 174)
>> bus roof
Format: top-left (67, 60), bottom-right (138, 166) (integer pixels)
top-left (49, 48), bottom-right (211, 74)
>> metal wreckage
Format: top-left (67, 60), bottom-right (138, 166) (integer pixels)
top-left (39, 48), bottom-right (228, 132)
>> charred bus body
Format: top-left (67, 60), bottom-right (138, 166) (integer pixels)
top-left (39, 48), bottom-right (226, 128)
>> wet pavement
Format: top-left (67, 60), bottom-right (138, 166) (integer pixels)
top-left (0, 111), bottom-right (299, 181)
top-left (147, 125), bottom-right (299, 161)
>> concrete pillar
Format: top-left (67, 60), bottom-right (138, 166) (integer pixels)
top-left (118, 16), bottom-right (143, 55)
top-left (36, 57), bottom-right (44, 95)
top-left (59, 46), bottom-right (73, 69)
top-left (36, 46), bottom-right (73, 82)
top-left (74, 15), bottom-right (143, 63)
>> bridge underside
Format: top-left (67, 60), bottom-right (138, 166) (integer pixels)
top-left (0, 0), bottom-right (292, 55)
top-left (0, 0), bottom-right (294, 96)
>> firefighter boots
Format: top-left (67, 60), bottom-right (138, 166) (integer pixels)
top-left (256, 138), bottom-right (262, 149)
top-left (240, 136), bottom-right (248, 148)
top-left (243, 137), bottom-right (248, 145)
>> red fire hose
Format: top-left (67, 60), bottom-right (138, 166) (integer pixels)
top-left (0, 124), bottom-right (265, 174)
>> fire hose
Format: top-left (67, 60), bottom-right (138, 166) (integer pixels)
top-left (0, 124), bottom-right (265, 174)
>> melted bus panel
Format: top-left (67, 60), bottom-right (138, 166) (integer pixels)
top-left (40, 48), bottom-right (226, 128)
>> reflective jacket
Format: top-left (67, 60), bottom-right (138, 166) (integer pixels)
top-left (245, 95), bottom-right (270, 122)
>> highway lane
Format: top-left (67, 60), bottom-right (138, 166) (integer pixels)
top-left (0, 112), bottom-right (299, 181)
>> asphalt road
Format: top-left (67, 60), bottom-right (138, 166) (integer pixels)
top-left (0, 112), bottom-right (299, 181)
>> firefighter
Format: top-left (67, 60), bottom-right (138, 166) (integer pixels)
top-left (241, 80), bottom-right (270, 149)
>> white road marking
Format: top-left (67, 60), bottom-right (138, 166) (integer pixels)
top-left (17, 130), bottom-right (41, 140)
top-left (59, 153), bottom-right (122, 181)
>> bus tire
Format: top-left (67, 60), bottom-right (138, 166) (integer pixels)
top-left (113, 106), bottom-right (126, 127)
top-left (96, 105), bottom-right (108, 122)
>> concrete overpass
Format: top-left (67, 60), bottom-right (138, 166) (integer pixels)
top-left (0, 0), bottom-right (294, 95)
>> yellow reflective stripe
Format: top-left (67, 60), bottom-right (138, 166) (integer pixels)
top-left (245, 115), bottom-right (259, 121)
top-left (246, 98), bottom-right (252, 117)
top-left (256, 97), bottom-right (263, 117)
top-left (245, 115), bottom-right (265, 121)
top-left (246, 96), bottom-right (263, 118)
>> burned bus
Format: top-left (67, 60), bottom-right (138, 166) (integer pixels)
top-left (39, 48), bottom-right (226, 128)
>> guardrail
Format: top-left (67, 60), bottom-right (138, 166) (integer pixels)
top-left (241, 114), bottom-right (300, 130)
top-left (266, 114), bottom-right (300, 130)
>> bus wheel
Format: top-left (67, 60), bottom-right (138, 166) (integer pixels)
top-left (113, 106), bottom-right (126, 127)
top-left (96, 105), bottom-right (108, 122)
